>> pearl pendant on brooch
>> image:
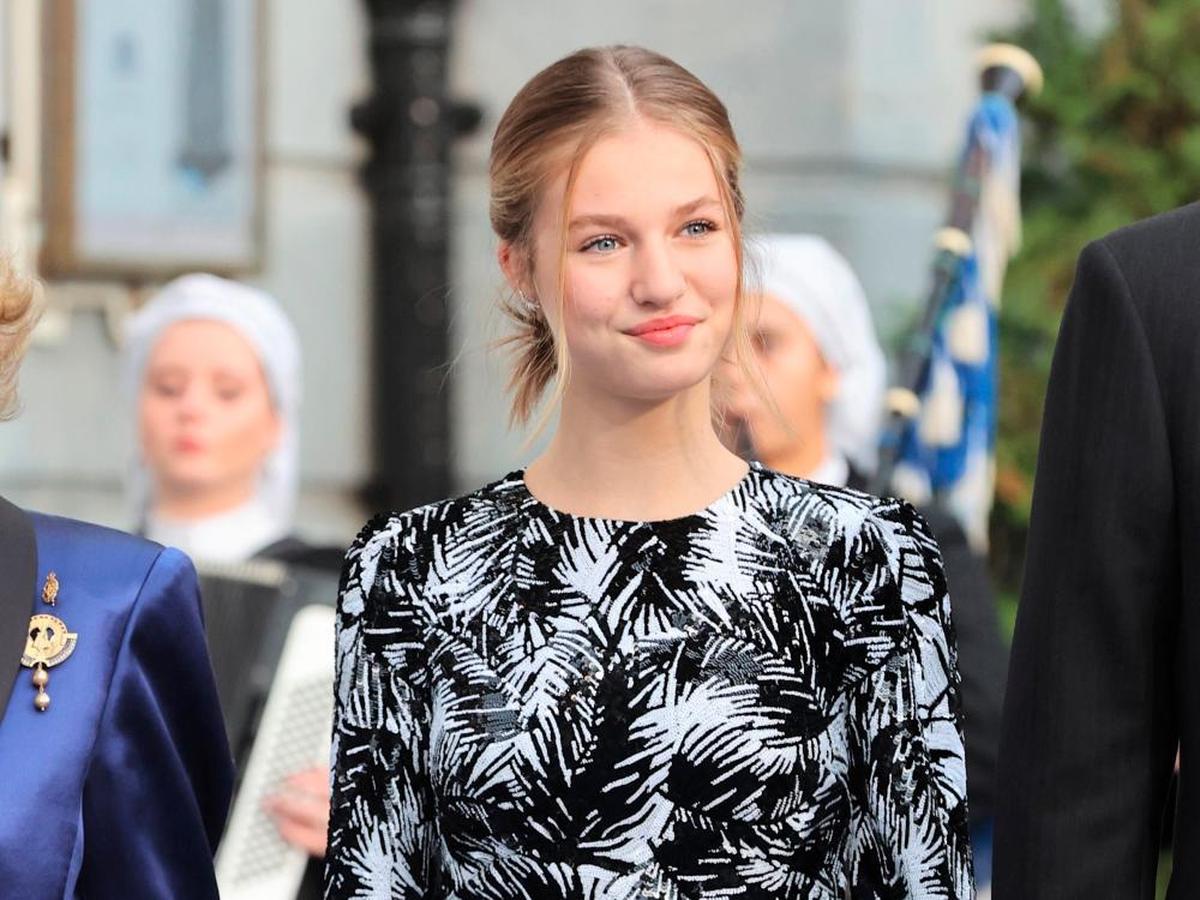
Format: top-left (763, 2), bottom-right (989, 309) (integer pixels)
top-left (20, 574), bottom-right (77, 712)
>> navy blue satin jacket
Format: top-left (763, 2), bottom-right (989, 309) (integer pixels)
top-left (0, 499), bottom-right (234, 898)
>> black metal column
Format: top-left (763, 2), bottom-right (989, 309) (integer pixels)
top-left (352, 0), bottom-right (479, 512)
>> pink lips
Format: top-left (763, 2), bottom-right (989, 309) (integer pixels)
top-left (626, 315), bottom-right (700, 348)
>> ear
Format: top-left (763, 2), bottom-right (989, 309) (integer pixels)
top-left (497, 240), bottom-right (531, 297)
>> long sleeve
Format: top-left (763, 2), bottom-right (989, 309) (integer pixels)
top-left (845, 500), bottom-right (973, 899)
top-left (920, 508), bottom-right (1006, 826)
top-left (993, 240), bottom-right (1178, 898)
top-left (325, 514), bottom-right (439, 899)
top-left (75, 547), bottom-right (235, 899)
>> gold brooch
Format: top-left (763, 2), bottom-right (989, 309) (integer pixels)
top-left (22, 613), bottom-right (77, 712)
top-left (41, 572), bottom-right (58, 606)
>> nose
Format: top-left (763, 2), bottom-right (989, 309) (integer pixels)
top-left (629, 239), bottom-right (686, 307)
top-left (174, 383), bottom-right (207, 421)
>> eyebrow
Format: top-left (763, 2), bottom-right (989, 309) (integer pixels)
top-left (567, 195), bottom-right (723, 231)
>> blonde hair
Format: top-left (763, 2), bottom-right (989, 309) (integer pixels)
top-left (0, 262), bottom-right (41, 421)
top-left (489, 45), bottom-right (756, 429)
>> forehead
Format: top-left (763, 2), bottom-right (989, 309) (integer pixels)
top-left (556, 120), bottom-right (722, 219)
top-left (147, 319), bottom-right (262, 371)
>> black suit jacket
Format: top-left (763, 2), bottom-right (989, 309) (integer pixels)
top-left (994, 202), bottom-right (1200, 897)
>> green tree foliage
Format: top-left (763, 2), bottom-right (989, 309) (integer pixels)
top-left (991, 0), bottom-right (1200, 592)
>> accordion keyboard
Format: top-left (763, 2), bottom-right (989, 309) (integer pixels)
top-left (216, 604), bottom-right (335, 900)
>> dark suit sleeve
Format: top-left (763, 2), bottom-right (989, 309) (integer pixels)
top-left (76, 547), bottom-right (235, 899)
top-left (993, 240), bottom-right (1178, 898)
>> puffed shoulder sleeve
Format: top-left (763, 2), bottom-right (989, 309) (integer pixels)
top-left (325, 512), bottom-right (438, 899)
top-left (844, 499), bottom-right (973, 899)
top-left (77, 547), bottom-right (234, 900)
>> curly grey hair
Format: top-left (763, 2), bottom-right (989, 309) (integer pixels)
top-left (0, 262), bottom-right (41, 421)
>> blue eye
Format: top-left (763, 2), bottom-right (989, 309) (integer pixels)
top-left (582, 235), bottom-right (620, 253)
top-left (683, 219), bottom-right (715, 237)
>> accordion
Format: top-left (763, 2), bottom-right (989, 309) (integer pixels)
top-left (197, 559), bottom-right (339, 900)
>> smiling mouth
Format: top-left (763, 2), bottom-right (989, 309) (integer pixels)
top-left (633, 324), bottom-right (694, 347)
top-left (625, 316), bottom-right (700, 347)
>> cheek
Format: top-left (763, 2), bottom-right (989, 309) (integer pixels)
top-left (740, 386), bottom-right (791, 453)
top-left (753, 353), bottom-right (809, 418)
top-left (775, 353), bottom-right (817, 394)
top-left (139, 398), bottom-right (174, 452)
top-left (559, 265), bottom-right (625, 343)
top-left (692, 245), bottom-right (739, 310)
top-left (208, 401), bottom-right (278, 464)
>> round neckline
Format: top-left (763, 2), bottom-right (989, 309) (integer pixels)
top-left (513, 461), bottom-right (758, 526)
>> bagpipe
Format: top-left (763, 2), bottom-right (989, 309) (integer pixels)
top-left (871, 43), bottom-right (1044, 552)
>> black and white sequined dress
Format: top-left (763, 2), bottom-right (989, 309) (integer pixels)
top-left (325, 463), bottom-right (973, 899)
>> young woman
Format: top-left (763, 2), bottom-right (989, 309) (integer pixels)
top-left (0, 267), bottom-right (232, 896)
top-left (325, 47), bottom-right (973, 899)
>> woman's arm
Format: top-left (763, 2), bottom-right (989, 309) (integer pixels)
top-left (845, 500), bottom-right (974, 899)
top-left (325, 513), bottom-right (439, 899)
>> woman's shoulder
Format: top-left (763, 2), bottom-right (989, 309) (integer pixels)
top-left (31, 511), bottom-right (191, 610)
top-left (747, 470), bottom-right (951, 684)
top-left (34, 510), bottom-right (166, 567)
top-left (341, 472), bottom-right (528, 604)
top-left (746, 465), bottom-right (940, 574)
top-left (350, 471), bottom-right (527, 555)
top-left (748, 463), bottom-right (920, 522)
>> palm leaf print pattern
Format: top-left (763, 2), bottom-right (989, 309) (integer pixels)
top-left (325, 463), bottom-right (973, 899)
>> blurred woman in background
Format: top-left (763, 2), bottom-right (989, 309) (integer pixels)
top-left (125, 273), bottom-right (340, 569)
top-left (725, 234), bottom-right (1007, 896)
top-left (124, 274), bottom-right (337, 896)
top-left (724, 234), bottom-right (886, 486)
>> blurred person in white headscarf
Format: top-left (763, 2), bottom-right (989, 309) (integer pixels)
top-left (123, 274), bottom-right (336, 894)
top-left (725, 233), bottom-right (886, 486)
top-left (724, 234), bottom-right (1007, 898)
top-left (126, 273), bottom-right (302, 561)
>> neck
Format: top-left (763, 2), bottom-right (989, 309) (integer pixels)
top-left (526, 377), bottom-right (747, 521)
top-left (153, 481), bottom-right (257, 521)
top-left (761, 429), bottom-right (831, 480)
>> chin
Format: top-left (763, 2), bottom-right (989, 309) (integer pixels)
top-left (628, 346), bottom-right (722, 389)
top-left (160, 465), bottom-right (222, 496)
